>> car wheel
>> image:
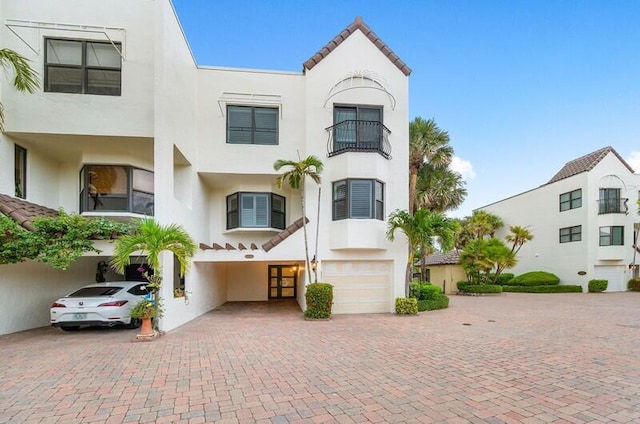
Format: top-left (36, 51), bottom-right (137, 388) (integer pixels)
top-left (60, 326), bottom-right (80, 332)
top-left (127, 318), bottom-right (142, 329)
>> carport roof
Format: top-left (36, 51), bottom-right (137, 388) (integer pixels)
top-left (424, 250), bottom-right (460, 266)
top-left (0, 194), bottom-right (58, 231)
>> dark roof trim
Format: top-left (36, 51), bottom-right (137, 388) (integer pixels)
top-left (303, 16), bottom-right (411, 76)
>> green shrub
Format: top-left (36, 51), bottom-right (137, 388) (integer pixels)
top-left (408, 281), bottom-right (422, 299)
top-left (417, 295), bottom-right (449, 311)
top-left (628, 278), bottom-right (640, 291)
top-left (457, 281), bottom-right (470, 292)
top-left (395, 297), bottom-right (418, 315)
top-left (588, 279), bottom-right (608, 293)
top-left (409, 282), bottom-right (442, 301)
top-left (505, 271), bottom-right (560, 286)
top-left (502, 285), bottom-right (582, 293)
top-left (489, 273), bottom-right (515, 285)
top-left (459, 284), bottom-right (502, 294)
top-left (304, 283), bottom-right (333, 319)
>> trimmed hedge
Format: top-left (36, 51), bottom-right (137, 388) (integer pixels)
top-left (489, 273), bottom-right (515, 285)
top-left (417, 295), bottom-right (449, 311)
top-left (395, 297), bottom-right (418, 315)
top-left (409, 282), bottom-right (442, 301)
top-left (502, 285), bottom-right (583, 293)
top-left (505, 271), bottom-right (560, 286)
top-left (588, 279), bottom-right (608, 293)
top-left (459, 284), bottom-right (503, 294)
top-left (628, 278), bottom-right (640, 292)
top-left (304, 283), bottom-right (333, 319)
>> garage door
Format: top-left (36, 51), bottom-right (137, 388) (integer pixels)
top-left (322, 260), bottom-right (392, 314)
top-left (593, 265), bottom-right (625, 292)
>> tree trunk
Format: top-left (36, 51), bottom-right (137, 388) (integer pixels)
top-left (409, 169), bottom-right (418, 215)
top-left (301, 184), bottom-right (312, 284)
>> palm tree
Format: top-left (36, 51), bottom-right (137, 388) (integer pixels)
top-left (111, 218), bottom-right (197, 327)
top-left (386, 208), bottom-right (457, 296)
top-left (505, 225), bottom-right (534, 255)
top-left (274, 155), bottom-right (324, 284)
top-left (415, 163), bottom-right (467, 213)
top-left (409, 117), bottom-right (453, 214)
top-left (0, 48), bottom-right (39, 132)
top-left (466, 210), bottom-right (504, 239)
top-left (460, 237), bottom-right (514, 284)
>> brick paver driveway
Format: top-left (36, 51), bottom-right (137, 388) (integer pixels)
top-left (2, 293), bottom-right (640, 423)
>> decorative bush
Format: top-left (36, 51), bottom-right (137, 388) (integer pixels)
top-left (628, 278), bottom-right (640, 291)
top-left (588, 279), bottom-right (608, 293)
top-left (409, 282), bottom-right (442, 301)
top-left (130, 299), bottom-right (162, 319)
top-left (459, 284), bottom-right (502, 294)
top-left (457, 281), bottom-right (470, 292)
top-left (489, 273), bottom-right (515, 285)
top-left (395, 297), bottom-right (418, 315)
top-left (502, 285), bottom-right (582, 293)
top-left (417, 295), bottom-right (449, 311)
top-left (505, 271), bottom-right (560, 286)
top-left (304, 283), bottom-right (333, 319)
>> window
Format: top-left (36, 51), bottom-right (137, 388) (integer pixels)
top-left (79, 165), bottom-right (154, 215)
top-left (332, 105), bottom-right (383, 152)
top-left (599, 226), bottom-right (624, 246)
top-left (333, 179), bottom-right (384, 220)
top-left (599, 188), bottom-right (624, 214)
top-left (559, 189), bottom-right (582, 212)
top-left (226, 192), bottom-right (285, 230)
top-left (45, 38), bottom-right (121, 95)
top-left (14, 145), bottom-right (26, 199)
top-left (559, 226), bottom-right (582, 243)
top-left (127, 284), bottom-right (149, 296)
top-left (227, 106), bottom-right (278, 145)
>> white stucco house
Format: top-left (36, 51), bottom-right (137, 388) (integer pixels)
top-left (0, 0), bottom-right (411, 335)
top-left (479, 146), bottom-right (640, 292)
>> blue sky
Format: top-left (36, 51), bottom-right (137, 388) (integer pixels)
top-left (172, 0), bottom-right (640, 217)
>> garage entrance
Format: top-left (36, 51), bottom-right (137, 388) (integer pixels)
top-left (322, 260), bottom-right (393, 313)
top-left (594, 265), bottom-right (625, 292)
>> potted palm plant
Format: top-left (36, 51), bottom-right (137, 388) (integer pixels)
top-left (130, 299), bottom-right (161, 337)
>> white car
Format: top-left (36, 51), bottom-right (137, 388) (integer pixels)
top-left (50, 281), bottom-right (150, 331)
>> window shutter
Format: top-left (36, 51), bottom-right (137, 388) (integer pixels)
top-left (227, 194), bottom-right (239, 229)
top-left (375, 181), bottom-right (384, 220)
top-left (254, 108), bottom-right (278, 145)
top-left (255, 194), bottom-right (269, 227)
top-left (228, 106), bottom-right (253, 144)
top-left (333, 181), bottom-right (347, 220)
top-left (350, 180), bottom-right (372, 218)
top-left (241, 194), bottom-right (255, 226)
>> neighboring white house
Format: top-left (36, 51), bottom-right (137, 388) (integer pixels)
top-left (479, 146), bottom-right (640, 292)
top-left (0, 0), bottom-right (411, 335)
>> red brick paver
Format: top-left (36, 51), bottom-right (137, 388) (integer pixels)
top-left (1, 293), bottom-right (640, 423)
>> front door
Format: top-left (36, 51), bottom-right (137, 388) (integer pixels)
top-left (268, 265), bottom-right (297, 299)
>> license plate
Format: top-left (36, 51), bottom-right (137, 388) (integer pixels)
top-left (73, 313), bottom-right (87, 320)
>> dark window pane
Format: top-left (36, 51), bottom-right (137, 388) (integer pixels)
top-left (68, 287), bottom-right (122, 297)
top-left (254, 129), bottom-right (277, 145)
top-left (89, 196), bottom-right (128, 211)
top-left (46, 67), bottom-right (82, 93)
top-left (132, 191), bottom-right (154, 215)
top-left (87, 69), bottom-right (121, 95)
top-left (14, 145), bottom-right (26, 199)
top-left (88, 165), bottom-right (128, 195)
top-left (86, 42), bottom-right (121, 68)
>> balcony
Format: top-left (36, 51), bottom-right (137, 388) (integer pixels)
top-left (326, 120), bottom-right (391, 159)
top-left (597, 198), bottom-right (628, 215)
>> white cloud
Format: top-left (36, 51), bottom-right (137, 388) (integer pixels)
top-left (627, 151), bottom-right (640, 173)
top-left (450, 156), bottom-right (476, 181)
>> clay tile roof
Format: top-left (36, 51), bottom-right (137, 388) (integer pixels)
top-left (262, 217), bottom-right (309, 252)
top-left (546, 146), bottom-right (635, 185)
top-left (423, 250), bottom-right (460, 266)
top-left (0, 194), bottom-right (58, 231)
top-left (199, 243), bottom-right (212, 250)
top-left (303, 16), bottom-right (411, 76)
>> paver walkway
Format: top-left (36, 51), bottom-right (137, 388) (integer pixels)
top-left (1, 293), bottom-right (640, 423)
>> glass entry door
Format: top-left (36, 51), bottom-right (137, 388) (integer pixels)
top-left (268, 265), bottom-right (297, 299)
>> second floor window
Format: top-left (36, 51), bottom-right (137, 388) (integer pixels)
top-left (227, 192), bottom-right (285, 230)
top-left (559, 225), bottom-right (581, 243)
top-left (599, 188), bottom-right (625, 214)
top-left (334, 105), bottom-right (382, 148)
top-left (227, 106), bottom-right (278, 145)
top-left (14, 145), bottom-right (27, 199)
top-left (333, 179), bottom-right (384, 221)
top-left (599, 226), bottom-right (624, 246)
top-left (559, 189), bottom-right (581, 212)
top-left (45, 39), bottom-right (122, 95)
top-left (80, 165), bottom-right (154, 215)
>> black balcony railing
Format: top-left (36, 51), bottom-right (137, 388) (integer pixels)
top-left (325, 120), bottom-right (392, 159)
top-left (597, 198), bottom-right (628, 215)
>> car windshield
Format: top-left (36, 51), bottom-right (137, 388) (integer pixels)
top-left (68, 287), bottom-right (123, 297)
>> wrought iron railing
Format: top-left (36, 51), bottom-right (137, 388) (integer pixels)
top-left (597, 198), bottom-right (628, 214)
top-left (325, 120), bottom-right (392, 159)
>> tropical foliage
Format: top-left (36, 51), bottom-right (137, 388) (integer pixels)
top-left (0, 48), bottom-right (39, 132)
top-left (0, 211), bottom-right (130, 269)
top-left (386, 208), bottom-right (457, 295)
top-left (415, 163), bottom-right (467, 213)
top-left (274, 155), bottom-right (324, 283)
top-left (111, 218), bottom-right (196, 328)
top-left (409, 117), bottom-right (453, 214)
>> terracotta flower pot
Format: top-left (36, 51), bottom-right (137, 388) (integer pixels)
top-left (139, 317), bottom-right (154, 336)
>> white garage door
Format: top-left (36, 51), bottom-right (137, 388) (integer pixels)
top-left (322, 260), bottom-right (393, 314)
top-left (593, 265), bottom-right (625, 292)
